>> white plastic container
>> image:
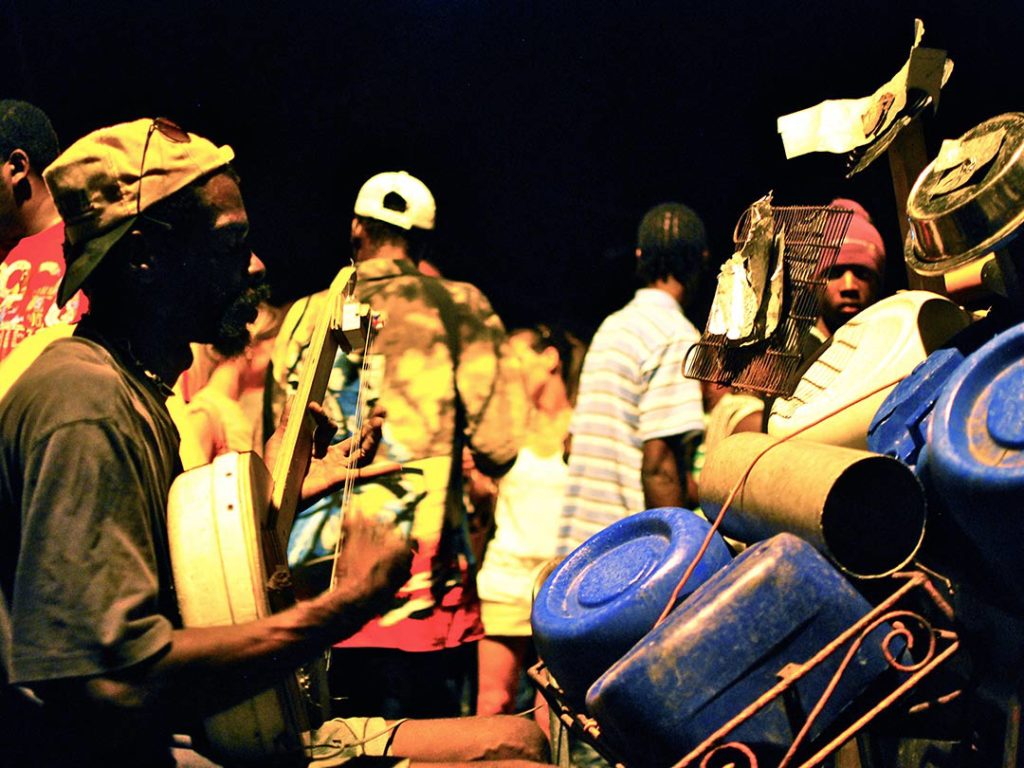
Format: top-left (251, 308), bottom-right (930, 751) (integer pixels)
top-left (768, 291), bottom-right (971, 448)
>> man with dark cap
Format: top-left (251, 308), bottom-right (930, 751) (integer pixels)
top-left (0, 122), bottom-right (546, 767)
top-left (0, 99), bottom-right (86, 361)
top-left (557, 202), bottom-right (707, 553)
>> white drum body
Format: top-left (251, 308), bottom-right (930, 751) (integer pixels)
top-left (768, 291), bottom-right (971, 448)
top-left (168, 451), bottom-right (311, 766)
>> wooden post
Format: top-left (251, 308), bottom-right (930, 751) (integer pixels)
top-left (887, 118), bottom-right (931, 288)
top-left (886, 118), bottom-right (930, 248)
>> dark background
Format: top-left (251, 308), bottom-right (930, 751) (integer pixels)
top-left (4, 0), bottom-right (1022, 339)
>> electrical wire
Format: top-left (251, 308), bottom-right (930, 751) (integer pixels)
top-left (652, 374), bottom-right (908, 629)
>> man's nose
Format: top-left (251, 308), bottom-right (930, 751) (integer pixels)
top-left (249, 251), bottom-right (267, 277)
top-left (841, 269), bottom-right (857, 291)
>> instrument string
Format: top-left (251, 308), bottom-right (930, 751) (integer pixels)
top-left (328, 302), bottom-right (379, 594)
top-left (324, 309), bottom-right (377, 677)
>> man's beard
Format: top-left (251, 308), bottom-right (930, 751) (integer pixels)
top-left (211, 281), bottom-right (271, 357)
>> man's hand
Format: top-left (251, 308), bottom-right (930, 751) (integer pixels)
top-left (462, 447), bottom-right (497, 565)
top-left (327, 515), bottom-right (413, 635)
top-left (262, 398), bottom-right (338, 473)
top-left (323, 402), bottom-right (386, 467)
top-left (641, 431), bottom-right (703, 510)
top-left (299, 404), bottom-right (396, 505)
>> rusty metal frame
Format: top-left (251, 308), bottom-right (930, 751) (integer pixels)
top-left (528, 662), bottom-right (628, 768)
top-left (529, 570), bottom-right (961, 768)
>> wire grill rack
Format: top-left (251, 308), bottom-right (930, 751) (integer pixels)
top-left (685, 204), bottom-right (854, 397)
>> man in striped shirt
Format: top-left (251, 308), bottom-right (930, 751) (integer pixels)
top-left (558, 203), bottom-right (708, 553)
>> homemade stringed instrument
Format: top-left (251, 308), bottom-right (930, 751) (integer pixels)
top-left (167, 265), bottom-right (388, 766)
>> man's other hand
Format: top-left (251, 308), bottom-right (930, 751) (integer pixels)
top-left (329, 516), bottom-right (413, 632)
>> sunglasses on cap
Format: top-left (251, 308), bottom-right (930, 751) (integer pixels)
top-left (137, 117), bottom-right (190, 217)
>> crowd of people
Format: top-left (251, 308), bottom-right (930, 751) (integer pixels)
top-left (0, 99), bottom-right (892, 767)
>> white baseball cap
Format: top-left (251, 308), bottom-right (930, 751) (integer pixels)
top-left (354, 170), bottom-right (435, 230)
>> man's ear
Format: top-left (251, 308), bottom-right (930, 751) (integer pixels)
top-left (6, 149), bottom-right (33, 206)
top-left (124, 229), bottom-right (158, 285)
top-left (541, 345), bottom-right (560, 375)
top-left (5, 149), bottom-right (30, 186)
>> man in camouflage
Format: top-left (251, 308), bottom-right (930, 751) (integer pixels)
top-left (272, 170), bottom-right (526, 718)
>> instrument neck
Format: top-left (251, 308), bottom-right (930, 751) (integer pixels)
top-left (269, 267), bottom-right (371, 549)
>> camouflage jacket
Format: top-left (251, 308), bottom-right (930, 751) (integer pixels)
top-left (272, 256), bottom-right (526, 650)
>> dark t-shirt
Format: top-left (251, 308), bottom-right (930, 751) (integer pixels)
top-left (0, 332), bottom-right (182, 766)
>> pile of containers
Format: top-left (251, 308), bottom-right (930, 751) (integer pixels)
top-left (533, 307), bottom-right (1024, 766)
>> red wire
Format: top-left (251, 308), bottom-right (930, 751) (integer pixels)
top-left (651, 374), bottom-right (907, 629)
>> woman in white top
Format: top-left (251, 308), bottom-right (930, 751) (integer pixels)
top-left (474, 324), bottom-right (582, 716)
top-left (178, 303), bottom-right (282, 467)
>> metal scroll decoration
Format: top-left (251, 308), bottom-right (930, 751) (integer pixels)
top-left (528, 570), bottom-right (960, 768)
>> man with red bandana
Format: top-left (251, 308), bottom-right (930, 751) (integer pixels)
top-left (814, 197), bottom-right (887, 341)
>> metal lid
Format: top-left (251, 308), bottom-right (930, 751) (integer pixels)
top-left (906, 112), bottom-right (1024, 274)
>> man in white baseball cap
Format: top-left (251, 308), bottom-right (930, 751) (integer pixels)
top-left (276, 169), bottom-right (528, 722)
top-left (354, 169), bottom-right (436, 231)
top-left (350, 169), bottom-right (443, 275)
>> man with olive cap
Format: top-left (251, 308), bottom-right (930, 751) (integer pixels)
top-left (0, 122), bottom-right (544, 767)
top-left (0, 116), bottom-right (404, 766)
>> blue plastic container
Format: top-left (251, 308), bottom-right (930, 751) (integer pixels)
top-left (586, 533), bottom-right (894, 767)
top-left (921, 321), bottom-right (1024, 609)
top-left (531, 507), bottom-right (732, 709)
top-left (868, 320), bottom-right (997, 468)
top-left (868, 347), bottom-right (967, 468)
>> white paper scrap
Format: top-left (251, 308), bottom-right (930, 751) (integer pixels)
top-left (777, 19), bottom-right (928, 159)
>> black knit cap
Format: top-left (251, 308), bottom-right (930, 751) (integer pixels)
top-left (636, 202), bottom-right (707, 283)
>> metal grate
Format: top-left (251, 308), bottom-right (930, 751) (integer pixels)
top-left (685, 203), bottom-right (854, 397)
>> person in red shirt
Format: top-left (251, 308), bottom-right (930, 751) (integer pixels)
top-left (0, 100), bottom-right (86, 361)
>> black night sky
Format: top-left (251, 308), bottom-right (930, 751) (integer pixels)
top-left (4, 0), bottom-right (1023, 339)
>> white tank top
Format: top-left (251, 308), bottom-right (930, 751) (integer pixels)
top-left (489, 446), bottom-right (568, 561)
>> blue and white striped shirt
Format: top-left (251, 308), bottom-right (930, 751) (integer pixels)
top-left (558, 288), bottom-right (704, 552)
